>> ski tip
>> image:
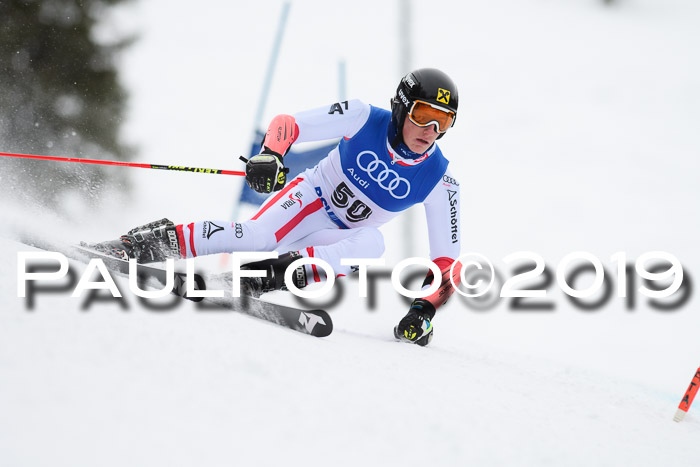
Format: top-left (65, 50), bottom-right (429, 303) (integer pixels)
top-left (298, 309), bottom-right (333, 337)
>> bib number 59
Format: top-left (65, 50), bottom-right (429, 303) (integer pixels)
top-left (331, 182), bottom-right (372, 223)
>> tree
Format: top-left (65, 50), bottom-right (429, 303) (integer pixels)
top-left (0, 0), bottom-right (134, 210)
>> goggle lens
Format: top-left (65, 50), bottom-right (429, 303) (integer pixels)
top-left (407, 101), bottom-right (455, 133)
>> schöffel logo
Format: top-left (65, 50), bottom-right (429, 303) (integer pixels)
top-left (448, 190), bottom-right (458, 244)
top-left (354, 150), bottom-right (410, 199)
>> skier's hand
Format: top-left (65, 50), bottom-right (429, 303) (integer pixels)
top-left (395, 299), bottom-right (436, 344)
top-left (241, 151), bottom-right (289, 193)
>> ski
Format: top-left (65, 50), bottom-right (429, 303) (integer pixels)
top-left (74, 244), bottom-right (333, 337)
top-left (73, 243), bottom-right (207, 302)
top-left (18, 238), bottom-right (333, 337)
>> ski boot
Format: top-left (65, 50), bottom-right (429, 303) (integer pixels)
top-left (239, 251), bottom-right (307, 298)
top-left (394, 299), bottom-right (435, 347)
top-left (86, 218), bottom-right (182, 263)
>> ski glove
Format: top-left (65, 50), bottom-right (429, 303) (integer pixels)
top-left (241, 151), bottom-right (289, 194)
top-left (395, 299), bottom-right (435, 346)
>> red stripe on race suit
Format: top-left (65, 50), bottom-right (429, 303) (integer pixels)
top-left (250, 177), bottom-right (304, 221)
top-left (306, 246), bottom-right (321, 283)
top-left (274, 198), bottom-right (323, 242)
top-left (187, 222), bottom-right (197, 257)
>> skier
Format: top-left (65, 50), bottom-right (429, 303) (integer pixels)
top-left (94, 68), bottom-right (462, 346)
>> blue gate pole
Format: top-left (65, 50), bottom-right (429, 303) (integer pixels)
top-left (232, 1), bottom-right (292, 223)
top-left (251, 1), bottom-right (291, 135)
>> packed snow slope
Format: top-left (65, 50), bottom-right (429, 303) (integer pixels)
top-left (1, 238), bottom-right (698, 467)
top-left (2, 0), bottom-right (700, 466)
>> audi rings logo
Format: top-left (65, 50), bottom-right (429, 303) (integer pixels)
top-left (356, 151), bottom-right (410, 199)
top-left (234, 223), bottom-right (244, 239)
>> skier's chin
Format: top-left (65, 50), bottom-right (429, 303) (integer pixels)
top-left (410, 138), bottom-right (430, 153)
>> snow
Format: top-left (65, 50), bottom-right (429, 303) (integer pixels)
top-left (2, 238), bottom-right (699, 467)
top-left (2, 0), bottom-right (700, 466)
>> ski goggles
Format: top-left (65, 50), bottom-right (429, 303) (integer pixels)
top-left (407, 100), bottom-right (456, 133)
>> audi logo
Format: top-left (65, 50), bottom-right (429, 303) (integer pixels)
top-left (356, 151), bottom-right (410, 199)
top-left (234, 223), bottom-right (244, 238)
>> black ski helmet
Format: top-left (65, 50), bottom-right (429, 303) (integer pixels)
top-left (391, 68), bottom-right (459, 143)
